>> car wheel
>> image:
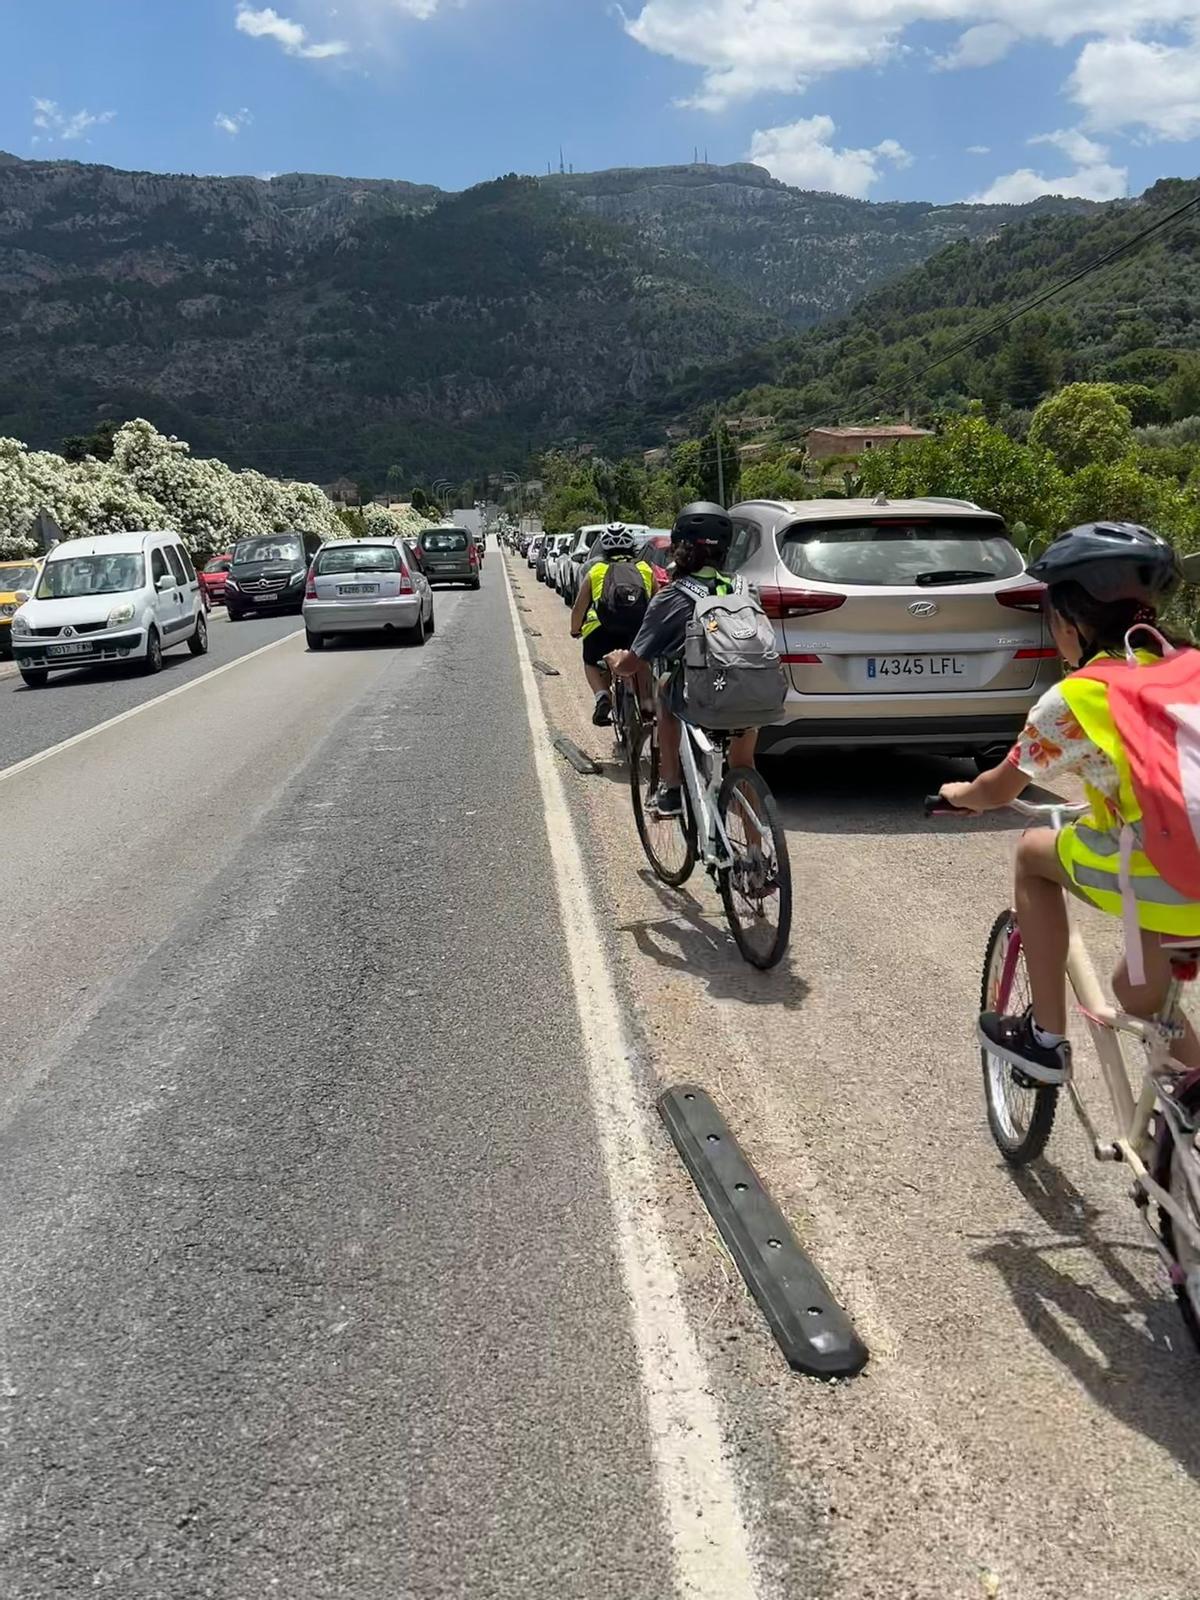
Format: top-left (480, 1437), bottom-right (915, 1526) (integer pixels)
top-left (142, 628), bottom-right (164, 675)
top-left (227, 607), bottom-right (244, 621)
top-left (427, 607), bottom-right (436, 636)
top-left (470, 577), bottom-right (481, 590)
top-left (19, 665), bottom-right (48, 688)
top-left (188, 611), bottom-right (209, 656)
top-left (408, 615), bottom-right (427, 647)
top-left (306, 628), bottom-right (325, 651)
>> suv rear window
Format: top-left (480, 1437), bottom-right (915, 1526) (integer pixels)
top-left (421, 531), bottom-right (468, 553)
top-left (316, 545), bottom-right (400, 575)
top-left (779, 517), bottom-right (1023, 587)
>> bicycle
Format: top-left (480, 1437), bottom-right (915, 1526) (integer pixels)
top-left (610, 671), bottom-right (644, 763)
top-left (928, 792), bottom-right (1200, 1350)
top-left (631, 702), bottom-right (792, 969)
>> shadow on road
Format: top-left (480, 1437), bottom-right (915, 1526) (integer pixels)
top-left (759, 750), bottom-right (1058, 838)
top-left (971, 1158), bottom-right (1200, 1479)
top-left (617, 868), bottom-right (809, 1011)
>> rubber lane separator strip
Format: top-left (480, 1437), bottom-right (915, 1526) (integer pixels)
top-left (658, 1085), bottom-right (869, 1379)
top-left (552, 734), bottom-right (602, 775)
top-left (532, 659), bottom-right (561, 676)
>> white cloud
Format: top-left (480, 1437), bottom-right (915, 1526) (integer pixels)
top-left (1070, 30), bottom-right (1200, 140)
top-left (214, 108), bottom-right (253, 136)
top-left (747, 116), bottom-right (911, 198)
top-left (235, 6), bottom-right (348, 58)
top-left (934, 22), bottom-right (1018, 70)
top-left (970, 129), bottom-right (1127, 203)
top-left (31, 97), bottom-right (115, 144)
top-left (967, 144), bottom-right (991, 155)
top-left (624, 0), bottom-right (1200, 112)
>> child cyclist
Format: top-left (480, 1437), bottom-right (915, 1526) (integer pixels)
top-left (939, 521), bottom-right (1200, 1084)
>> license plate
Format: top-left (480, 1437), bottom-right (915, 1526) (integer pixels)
top-left (254, 594), bottom-right (277, 605)
top-left (47, 641), bottom-right (90, 657)
top-left (867, 654), bottom-right (967, 680)
top-left (338, 584), bottom-right (377, 596)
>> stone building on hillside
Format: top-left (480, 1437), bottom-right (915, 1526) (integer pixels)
top-left (805, 424), bottom-right (932, 462)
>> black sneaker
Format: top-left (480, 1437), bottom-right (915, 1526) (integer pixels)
top-left (592, 693), bottom-right (612, 726)
top-left (651, 785), bottom-right (683, 817)
top-left (978, 1009), bottom-right (1071, 1086)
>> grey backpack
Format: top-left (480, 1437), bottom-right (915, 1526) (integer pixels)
top-left (677, 575), bottom-right (788, 730)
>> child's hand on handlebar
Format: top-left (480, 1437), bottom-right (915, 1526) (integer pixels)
top-left (939, 780), bottom-right (985, 813)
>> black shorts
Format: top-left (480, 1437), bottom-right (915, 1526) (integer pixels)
top-left (582, 626), bottom-right (634, 667)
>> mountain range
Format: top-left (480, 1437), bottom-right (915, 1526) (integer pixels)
top-left (0, 152), bottom-right (1119, 481)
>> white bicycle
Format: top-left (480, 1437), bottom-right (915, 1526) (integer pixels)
top-left (631, 707), bottom-right (791, 969)
top-left (930, 792), bottom-right (1200, 1350)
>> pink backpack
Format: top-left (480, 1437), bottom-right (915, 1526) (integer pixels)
top-left (1075, 630), bottom-right (1200, 981)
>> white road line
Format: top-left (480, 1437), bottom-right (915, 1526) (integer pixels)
top-left (500, 560), bottom-right (762, 1600)
top-left (0, 630), bottom-right (300, 787)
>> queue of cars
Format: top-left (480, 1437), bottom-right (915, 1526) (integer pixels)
top-left (507, 497), bottom-right (1054, 766)
top-left (3, 523), bottom-right (487, 686)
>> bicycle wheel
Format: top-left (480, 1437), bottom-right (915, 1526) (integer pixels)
top-left (1154, 1077), bottom-right (1200, 1353)
top-left (717, 767), bottom-right (792, 970)
top-left (979, 908), bottom-right (1059, 1164)
top-left (630, 724), bottom-right (695, 887)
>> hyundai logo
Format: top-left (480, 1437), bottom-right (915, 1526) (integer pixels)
top-left (908, 601), bottom-right (938, 618)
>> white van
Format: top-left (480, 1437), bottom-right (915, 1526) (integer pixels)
top-left (10, 530), bottom-right (207, 688)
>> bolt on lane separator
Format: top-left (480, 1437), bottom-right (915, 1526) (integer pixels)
top-left (658, 1085), bottom-right (868, 1379)
top-left (552, 734), bottom-right (602, 776)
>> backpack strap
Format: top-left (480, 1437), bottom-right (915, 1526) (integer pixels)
top-left (675, 576), bottom-right (710, 603)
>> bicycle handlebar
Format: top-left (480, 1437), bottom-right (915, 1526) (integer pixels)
top-left (923, 794), bottom-right (1089, 821)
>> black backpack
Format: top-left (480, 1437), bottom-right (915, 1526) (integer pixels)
top-left (596, 559), bottom-right (649, 637)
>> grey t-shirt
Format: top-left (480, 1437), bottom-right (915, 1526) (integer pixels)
top-left (631, 570), bottom-right (740, 663)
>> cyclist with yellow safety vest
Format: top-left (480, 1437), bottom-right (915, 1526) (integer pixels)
top-left (570, 524), bottom-right (657, 726)
top-left (939, 522), bottom-right (1200, 1085)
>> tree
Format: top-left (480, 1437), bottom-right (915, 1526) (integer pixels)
top-left (410, 487), bottom-right (430, 512)
top-left (1000, 326), bottom-right (1060, 411)
top-left (1028, 383), bottom-right (1134, 473)
top-left (61, 419), bottom-right (118, 464)
top-left (696, 423), bottom-right (740, 506)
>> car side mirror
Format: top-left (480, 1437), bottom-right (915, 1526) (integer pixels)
top-left (156, 573), bottom-right (175, 592)
top-left (1180, 552), bottom-right (1200, 585)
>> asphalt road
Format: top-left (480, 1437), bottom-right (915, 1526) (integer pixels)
top-left (1, 607), bottom-right (302, 769)
top-left (5, 549), bottom-right (1200, 1600)
top-left (0, 566), bottom-right (689, 1599)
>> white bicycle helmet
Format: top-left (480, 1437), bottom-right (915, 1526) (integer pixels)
top-left (598, 523), bottom-right (638, 558)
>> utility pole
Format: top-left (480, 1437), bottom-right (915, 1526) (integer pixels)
top-left (715, 416), bottom-right (726, 507)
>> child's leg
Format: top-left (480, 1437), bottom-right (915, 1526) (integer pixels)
top-left (1015, 827), bottom-right (1072, 1035)
top-left (1114, 933), bottom-right (1200, 1069)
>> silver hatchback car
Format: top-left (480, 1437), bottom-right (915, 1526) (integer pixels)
top-left (303, 537), bottom-right (433, 650)
top-left (726, 495), bottom-right (1057, 763)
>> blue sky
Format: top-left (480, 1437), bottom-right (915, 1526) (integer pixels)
top-left (3, 0), bottom-right (1199, 204)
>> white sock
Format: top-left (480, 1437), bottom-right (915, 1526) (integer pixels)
top-left (1031, 1020), bottom-right (1066, 1048)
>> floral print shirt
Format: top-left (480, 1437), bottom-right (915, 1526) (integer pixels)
top-left (1007, 683), bottom-right (1121, 801)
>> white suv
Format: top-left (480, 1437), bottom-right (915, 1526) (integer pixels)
top-left (11, 530), bottom-right (208, 688)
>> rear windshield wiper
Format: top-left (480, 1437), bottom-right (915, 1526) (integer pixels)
top-left (913, 569), bottom-right (995, 587)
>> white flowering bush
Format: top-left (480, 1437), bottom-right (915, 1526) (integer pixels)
top-left (0, 419), bottom-right (426, 560)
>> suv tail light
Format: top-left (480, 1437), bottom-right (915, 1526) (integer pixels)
top-left (758, 586), bottom-right (846, 620)
top-left (997, 584), bottom-right (1045, 612)
top-left (305, 566), bottom-right (317, 599)
top-left (468, 543), bottom-right (479, 567)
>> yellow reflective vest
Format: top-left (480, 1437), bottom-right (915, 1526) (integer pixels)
top-left (580, 559), bottom-right (654, 638)
top-left (1058, 651), bottom-right (1200, 937)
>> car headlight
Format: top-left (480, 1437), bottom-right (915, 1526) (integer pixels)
top-left (287, 569), bottom-right (306, 585)
top-left (0, 602), bottom-right (13, 618)
top-left (11, 614), bottom-right (30, 635)
top-left (225, 575), bottom-right (240, 590)
top-left (108, 602), bottom-right (136, 626)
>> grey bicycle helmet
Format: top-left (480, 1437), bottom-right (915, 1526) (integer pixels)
top-left (1027, 521), bottom-right (1179, 603)
top-left (672, 501), bottom-right (732, 558)
top-left (598, 523), bottom-right (638, 558)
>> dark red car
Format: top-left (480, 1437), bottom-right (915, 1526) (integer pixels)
top-left (199, 553), bottom-right (233, 607)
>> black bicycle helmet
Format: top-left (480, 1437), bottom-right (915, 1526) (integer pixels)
top-left (1027, 521), bottom-right (1179, 603)
top-left (673, 501), bottom-right (732, 553)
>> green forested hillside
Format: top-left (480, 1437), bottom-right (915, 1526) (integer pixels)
top-left (596, 178), bottom-right (1200, 452)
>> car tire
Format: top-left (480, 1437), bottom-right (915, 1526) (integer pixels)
top-left (188, 611), bottom-right (209, 656)
top-left (427, 607), bottom-right (436, 636)
top-left (19, 665), bottom-right (48, 688)
top-left (408, 616), bottom-right (426, 647)
top-left (306, 628), bottom-right (325, 651)
top-left (142, 628), bottom-right (164, 675)
top-left (470, 577), bottom-right (481, 590)
top-left (227, 607), bottom-right (244, 621)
